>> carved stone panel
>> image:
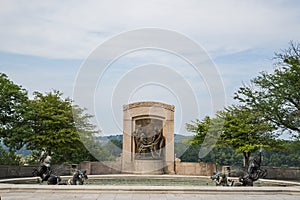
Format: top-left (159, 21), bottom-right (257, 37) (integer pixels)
top-left (133, 118), bottom-right (165, 160)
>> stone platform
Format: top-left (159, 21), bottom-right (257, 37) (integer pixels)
top-left (1, 185), bottom-right (300, 200)
top-left (1, 175), bottom-right (300, 200)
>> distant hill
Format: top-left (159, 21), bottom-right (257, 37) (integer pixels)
top-left (95, 134), bottom-right (192, 144)
top-left (0, 142), bottom-right (32, 156)
top-left (1, 134), bottom-right (192, 156)
top-left (174, 134), bottom-right (192, 143)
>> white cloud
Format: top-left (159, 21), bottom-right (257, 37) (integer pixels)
top-left (0, 0), bottom-right (299, 59)
top-left (1, 0), bottom-right (299, 136)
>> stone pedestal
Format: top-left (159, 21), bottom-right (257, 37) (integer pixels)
top-left (134, 160), bottom-right (164, 174)
top-left (122, 102), bottom-right (175, 174)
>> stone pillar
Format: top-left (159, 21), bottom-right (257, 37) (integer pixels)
top-left (122, 101), bottom-right (175, 174)
top-left (122, 111), bottom-right (134, 173)
top-left (164, 118), bottom-right (175, 174)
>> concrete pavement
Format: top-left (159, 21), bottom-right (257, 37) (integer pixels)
top-left (1, 190), bottom-right (300, 200)
top-left (1, 175), bottom-right (300, 200)
top-left (1, 184), bottom-right (300, 200)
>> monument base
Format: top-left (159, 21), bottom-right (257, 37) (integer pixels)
top-left (134, 159), bottom-right (164, 174)
top-left (122, 102), bottom-right (175, 175)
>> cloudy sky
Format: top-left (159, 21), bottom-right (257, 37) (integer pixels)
top-left (1, 0), bottom-right (299, 136)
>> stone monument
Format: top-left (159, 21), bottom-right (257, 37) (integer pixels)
top-left (122, 102), bottom-right (175, 174)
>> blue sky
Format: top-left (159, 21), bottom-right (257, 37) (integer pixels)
top-left (0, 0), bottom-right (299, 136)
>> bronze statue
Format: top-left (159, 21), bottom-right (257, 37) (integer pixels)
top-left (32, 148), bottom-right (52, 182)
top-left (239, 150), bottom-right (267, 186)
top-left (32, 148), bottom-right (88, 185)
top-left (67, 169), bottom-right (88, 185)
top-left (211, 150), bottom-right (267, 187)
top-left (211, 172), bottom-right (234, 186)
top-left (32, 148), bottom-right (65, 185)
top-left (133, 123), bottom-right (165, 159)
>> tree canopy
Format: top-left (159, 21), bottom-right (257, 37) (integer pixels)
top-left (0, 146), bottom-right (23, 165)
top-left (235, 42), bottom-right (300, 136)
top-left (0, 73), bottom-right (30, 150)
top-left (178, 139), bottom-right (300, 167)
top-left (187, 106), bottom-right (278, 170)
top-left (218, 106), bottom-right (279, 169)
top-left (26, 91), bottom-right (102, 163)
top-left (0, 73), bottom-right (106, 164)
top-left (187, 42), bottom-right (300, 169)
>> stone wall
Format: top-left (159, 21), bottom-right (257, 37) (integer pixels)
top-left (0, 166), bottom-right (36, 178)
top-left (79, 161), bottom-right (121, 175)
top-left (79, 160), bottom-right (216, 176)
top-left (0, 164), bottom-right (71, 179)
top-left (264, 166), bottom-right (300, 180)
top-left (2, 162), bottom-right (298, 180)
top-left (223, 165), bottom-right (300, 181)
top-left (175, 161), bottom-right (216, 176)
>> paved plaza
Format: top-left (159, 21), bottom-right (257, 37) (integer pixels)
top-left (1, 190), bottom-right (300, 200)
top-left (1, 184), bottom-right (300, 200)
top-left (1, 176), bottom-right (300, 200)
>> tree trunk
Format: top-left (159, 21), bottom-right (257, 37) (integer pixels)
top-left (243, 152), bottom-right (251, 172)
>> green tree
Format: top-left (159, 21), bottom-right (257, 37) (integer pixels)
top-left (187, 116), bottom-right (211, 146)
top-left (0, 73), bottom-right (107, 164)
top-left (187, 116), bottom-right (226, 160)
top-left (179, 144), bottom-right (201, 162)
top-left (175, 140), bottom-right (190, 159)
top-left (26, 91), bottom-right (101, 163)
top-left (235, 42), bottom-right (300, 136)
top-left (72, 104), bottom-right (111, 162)
top-left (0, 146), bottom-right (23, 165)
top-left (187, 106), bottom-right (278, 170)
top-left (0, 73), bottom-right (30, 150)
top-left (263, 140), bottom-right (300, 167)
top-left (103, 140), bottom-right (122, 157)
top-left (219, 106), bottom-right (279, 170)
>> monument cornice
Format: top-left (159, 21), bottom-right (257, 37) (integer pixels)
top-left (123, 101), bottom-right (175, 112)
